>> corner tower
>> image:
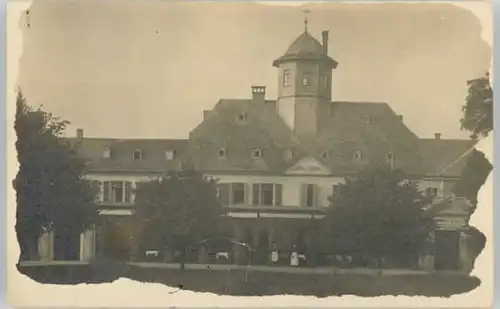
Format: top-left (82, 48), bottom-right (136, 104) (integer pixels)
top-left (273, 18), bottom-right (338, 136)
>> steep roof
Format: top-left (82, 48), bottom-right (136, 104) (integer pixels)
top-left (68, 103), bottom-right (473, 178)
top-left (272, 31), bottom-right (337, 68)
top-left (189, 99), bottom-right (434, 176)
top-left (285, 32), bottom-right (324, 57)
top-left (419, 138), bottom-right (476, 178)
top-left (65, 137), bottom-right (188, 173)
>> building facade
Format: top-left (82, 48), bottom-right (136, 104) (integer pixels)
top-left (35, 25), bottom-right (478, 272)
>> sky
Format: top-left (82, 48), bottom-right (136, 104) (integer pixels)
top-left (17, 0), bottom-right (490, 140)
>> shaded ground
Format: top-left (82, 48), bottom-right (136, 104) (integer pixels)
top-left (18, 262), bottom-right (480, 297)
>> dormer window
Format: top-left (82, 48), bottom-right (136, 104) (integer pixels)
top-left (283, 69), bottom-right (291, 87)
top-left (362, 115), bottom-right (371, 124)
top-left (133, 149), bottom-right (142, 160)
top-left (103, 147), bottom-right (111, 159)
top-left (218, 148), bottom-right (226, 159)
top-left (252, 149), bottom-right (262, 159)
top-left (237, 112), bottom-right (248, 122)
top-left (353, 150), bottom-right (362, 160)
top-left (321, 151), bottom-right (330, 159)
top-left (166, 150), bottom-right (175, 160)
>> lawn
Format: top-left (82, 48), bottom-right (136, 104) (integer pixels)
top-left (18, 263), bottom-right (480, 297)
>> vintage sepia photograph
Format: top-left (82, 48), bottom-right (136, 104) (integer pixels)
top-left (11, 0), bottom-right (492, 299)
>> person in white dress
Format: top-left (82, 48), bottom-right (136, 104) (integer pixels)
top-left (290, 244), bottom-right (299, 266)
top-left (271, 242), bottom-right (279, 264)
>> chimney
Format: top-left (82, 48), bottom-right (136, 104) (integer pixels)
top-left (434, 133), bottom-right (441, 140)
top-left (321, 30), bottom-right (329, 55)
top-left (397, 115), bottom-right (403, 121)
top-left (76, 128), bottom-right (84, 139)
top-left (251, 86), bottom-right (266, 104)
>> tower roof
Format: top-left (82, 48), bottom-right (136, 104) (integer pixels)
top-left (284, 32), bottom-right (324, 57)
top-left (273, 30), bottom-right (337, 68)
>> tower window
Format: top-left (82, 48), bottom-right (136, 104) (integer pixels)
top-left (103, 147), bottom-right (111, 159)
top-left (283, 69), bottom-right (291, 87)
top-left (353, 150), bottom-right (362, 160)
top-left (323, 75), bottom-right (329, 88)
top-left (218, 148), bottom-right (226, 158)
top-left (252, 149), bottom-right (263, 159)
top-left (166, 149), bottom-right (176, 160)
top-left (302, 76), bottom-right (309, 86)
top-left (133, 149), bottom-right (142, 160)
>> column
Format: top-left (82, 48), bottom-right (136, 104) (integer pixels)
top-left (79, 225), bottom-right (96, 261)
top-left (459, 231), bottom-right (473, 273)
top-left (38, 230), bottom-right (54, 261)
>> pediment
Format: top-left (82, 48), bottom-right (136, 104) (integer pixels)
top-left (286, 156), bottom-right (331, 175)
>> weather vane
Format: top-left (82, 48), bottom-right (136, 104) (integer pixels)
top-left (303, 9), bottom-right (310, 32)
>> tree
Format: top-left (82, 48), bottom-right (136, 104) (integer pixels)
top-left (460, 72), bottom-right (493, 139)
top-left (454, 72), bottom-right (493, 205)
top-left (324, 166), bottom-right (434, 267)
top-left (453, 149), bottom-right (492, 206)
top-left (132, 170), bottom-right (222, 269)
top-left (14, 90), bottom-right (98, 261)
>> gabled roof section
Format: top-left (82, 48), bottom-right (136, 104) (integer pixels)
top-left (419, 138), bottom-right (476, 178)
top-left (286, 155), bottom-right (331, 176)
top-left (63, 137), bottom-right (188, 173)
top-left (189, 99), bottom-right (299, 173)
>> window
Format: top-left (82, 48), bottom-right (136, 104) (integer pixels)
top-left (252, 149), bottom-right (262, 159)
top-left (302, 75), bottom-right (309, 86)
top-left (425, 187), bottom-right (438, 197)
top-left (321, 151), bottom-right (330, 159)
top-left (332, 184), bottom-right (340, 197)
top-left (237, 113), bottom-right (248, 122)
top-left (323, 75), bottom-right (329, 88)
top-left (283, 69), bottom-right (291, 87)
top-left (133, 149), bottom-right (142, 160)
top-left (102, 181), bottom-right (132, 204)
top-left (232, 183), bottom-right (245, 204)
top-left (103, 147), bottom-right (111, 159)
top-left (353, 150), bottom-right (362, 160)
top-left (252, 183), bottom-right (283, 206)
top-left (284, 149), bottom-right (293, 160)
top-left (166, 150), bottom-right (175, 160)
top-left (362, 115), bottom-right (371, 124)
top-left (386, 152), bottom-right (395, 168)
top-left (218, 148), bottom-right (226, 159)
top-left (303, 184), bottom-right (316, 207)
top-left (217, 183), bottom-right (247, 205)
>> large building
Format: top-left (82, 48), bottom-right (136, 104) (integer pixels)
top-left (36, 24), bottom-right (477, 272)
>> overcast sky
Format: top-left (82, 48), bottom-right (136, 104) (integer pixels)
top-left (18, 1), bottom-right (490, 140)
